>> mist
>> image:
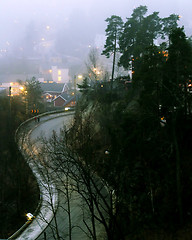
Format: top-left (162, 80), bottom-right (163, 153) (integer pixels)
top-left (0, 0), bottom-right (191, 79)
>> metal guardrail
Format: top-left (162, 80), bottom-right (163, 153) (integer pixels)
top-left (15, 108), bottom-right (75, 142)
top-left (9, 109), bottom-right (74, 240)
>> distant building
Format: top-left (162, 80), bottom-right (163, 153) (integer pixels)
top-left (49, 57), bottom-right (63, 64)
top-left (39, 65), bottom-right (69, 83)
top-left (51, 66), bottom-right (69, 83)
top-left (0, 73), bottom-right (41, 84)
top-left (41, 82), bottom-right (75, 107)
top-left (0, 82), bottom-right (24, 96)
top-left (52, 93), bottom-right (75, 107)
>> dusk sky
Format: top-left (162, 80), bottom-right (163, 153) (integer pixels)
top-left (0, 0), bottom-right (191, 54)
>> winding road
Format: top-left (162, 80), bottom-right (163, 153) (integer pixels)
top-left (14, 112), bottom-right (106, 240)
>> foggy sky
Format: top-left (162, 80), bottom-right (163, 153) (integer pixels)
top-left (0, 0), bottom-right (191, 57)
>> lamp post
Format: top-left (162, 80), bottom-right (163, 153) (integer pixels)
top-left (77, 74), bottom-right (83, 81)
top-left (74, 75), bottom-right (76, 105)
top-left (8, 86), bottom-right (12, 131)
top-left (74, 74), bottom-right (83, 105)
top-left (24, 90), bottom-right (28, 115)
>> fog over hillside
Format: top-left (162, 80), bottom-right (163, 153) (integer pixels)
top-left (0, 0), bottom-right (191, 77)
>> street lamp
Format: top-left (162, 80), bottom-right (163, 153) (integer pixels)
top-left (26, 213), bottom-right (35, 221)
top-left (19, 86), bottom-right (24, 92)
top-left (160, 116), bottom-right (166, 127)
top-left (24, 90), bottom-right (28, 115)
top-left (78, 74), bottom-right (83, 80)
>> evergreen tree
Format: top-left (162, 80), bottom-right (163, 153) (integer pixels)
top-left (102, 15), bottom-right (124, 86)
top-left (162, 27), bottom-right (192, 114)
top-left (118, 6), bottom-right (178, 74)
top-left (161, 14), bottom-right (180, 42)
top-left (119, 6), bottom-right (148, 70)
top-left (77, 77), bottom-right (91, 95)
top-left (24, 77), bottom-right (43, 114)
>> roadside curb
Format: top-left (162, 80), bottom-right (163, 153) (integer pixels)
top-left (9, 110), bottom-right (74, 240)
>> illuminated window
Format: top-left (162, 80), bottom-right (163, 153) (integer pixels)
top-left (58, 76), bottom-right (61, 82)
top-left (58, 70), bottom-right (61, 75)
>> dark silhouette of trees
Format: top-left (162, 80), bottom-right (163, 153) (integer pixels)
top-left (116, 6), bottom-right (179, 73)
top-left (161, 14), bottom-right (180, 41)
top-left (37, 124), bottom-right (121, 240)
top-left (76, 17), bottom-right (192, 239)
top-left (102, 15), bottom-right (124, 86)
top-left (160, 27), bottom-right (192, 224)
top-left (1, 5), bottom-right (192, 240)
top-left (0, 95), bottom-right (39, 238)
top-left (162, 27), bottom-right (192, 115)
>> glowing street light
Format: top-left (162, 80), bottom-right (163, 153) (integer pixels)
top-left (105, 150), bottom-right (110, 155)
top-left (20, 86), bottom-right (24, 91)
top-left (78, 74), bottom-right (83, 80)
top-left (160, 116), bottom-right (166, 127)
top-left (26, 213), bottom-right (35, 221)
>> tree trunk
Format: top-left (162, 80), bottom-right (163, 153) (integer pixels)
top-left (172, 115), bottom-right (183, 224)
top-left (111, 31), bottom-right (117, 90)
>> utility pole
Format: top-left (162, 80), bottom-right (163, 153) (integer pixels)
top-left (25, 91), bottom-right (28, 115)
top-left (9, 86), bottom-right (12, 131)
top-left (74, 75), bottom-right (76, 105)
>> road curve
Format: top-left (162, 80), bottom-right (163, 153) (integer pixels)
top-left (11, 112), bottom-right (106, 240)
top-left (31, 115), bottom-right (105, 240)
top-left (8, 112), bottom-right (74, 240)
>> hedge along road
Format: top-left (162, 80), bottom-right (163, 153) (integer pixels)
top-left (26, 113), bottom-right (106, 240)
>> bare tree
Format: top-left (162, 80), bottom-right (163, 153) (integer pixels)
top-left (38, 119), bottom-right (121, 240)
top-left (16, 114), bottom-right (119, 240)
top-left (85, 47), bottom-right (110, 82)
